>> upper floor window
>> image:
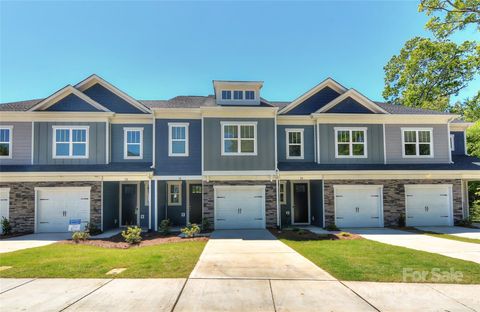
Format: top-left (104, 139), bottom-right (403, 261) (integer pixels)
top-left (124, 127), bottom-right (143, 159)
top-left (167, 181), bottom-right (182, 206)
top-left (286, 129), bottom-right (304, 159)
top-left (221, 90), bottom-right (232, 100)
top-left (450, 134), bottom-right (455, 151)
top-left (402, 128), bottom-right (433, 157)
top-left (221, 122), bottom-right (257, 155)
top-left (53, 126), bottom-right (88, 159)
top-left (221, 90), bottom-right (255, 101)
top-left (335, 127), bottom-right (367, 158)
top-left (0, 126), bottom-right (13, 159)
top-left (169, 123), bottom-right (189, 157)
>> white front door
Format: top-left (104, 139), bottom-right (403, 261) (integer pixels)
top-left (0, 188), bottom-right (9, 233)
top-left (214, 186), bottom-right (265, 229)
top-left (405, 185), bottom-right (452, 226)
top-left (37, 187), bottom-right (90, 233)
top-left (335, 185), bottom-right (383, 228)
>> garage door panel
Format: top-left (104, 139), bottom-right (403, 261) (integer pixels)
top-left (406, 185), bottom-right (452, 227)
top-left (215, 187), bottom-right (265, 230)
top-left (335, 186), bottom-right (383, 228)
top-left (37, 188), bottom-right (90, 233)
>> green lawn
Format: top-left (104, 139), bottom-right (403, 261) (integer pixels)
top-left (0, 241), bottom-right (206, 278)
top-left (280, 237), bottom-right (480, 284)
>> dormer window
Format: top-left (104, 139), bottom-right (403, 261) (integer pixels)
top-left (221, 90), bottom-right (232, 100)
top-left (245, 90), bottom-right (255, 100)
top-left (233, 91), bottom-right (243, 100)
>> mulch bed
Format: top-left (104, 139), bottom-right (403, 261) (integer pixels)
top-left (62, 231), bottom-right (208, 249)
top-left (270, 229), bottom-right (362, 241)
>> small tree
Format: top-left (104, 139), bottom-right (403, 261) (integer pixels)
top-left (159, 219), bottom-right (171, 235)
top-left (1, 217), bottom-right (12, 235)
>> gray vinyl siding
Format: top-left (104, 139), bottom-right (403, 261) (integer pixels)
top-left (318, 124), bottom-right (384, 164)
top-left (110, 124), bottom-right (153, 163)
top-left (385, 124), bottom-right (450, 164)
top-left (0, 122), bottom-right (31, 165)
top-left (33, 122), bottom-right (107, 165)
top-left (203, 118), bottom-right (276, 171)
top-left (277, 125), bottom-right (315, 162)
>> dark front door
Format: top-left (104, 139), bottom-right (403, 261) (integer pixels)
top-left (293, 183), bottom-right (309, 224)
top-left (189, 184), bottom-right (202, 225)
top-left (121, 184), bottom-right (137, 226)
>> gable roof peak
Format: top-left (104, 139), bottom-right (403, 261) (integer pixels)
top-left (315, 88), bottom-right (389, 114)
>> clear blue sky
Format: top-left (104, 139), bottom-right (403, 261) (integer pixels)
top-left (0, 1), bottom-right (478, 104)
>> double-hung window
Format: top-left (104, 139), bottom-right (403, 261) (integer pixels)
top-left (53, 126), bottom-right (88, 158)
top-left (0, 126), bottom-right (13, 159)
top-left (335, 127), bottom-right (367, 158)
top-left (286, 129), bottom-right (304, 159)
top-left (168, 123), bottom-right (189, 157)
top-left (124, 128), bottom-right (143, 159)
top-left (221, 122), bottom-right (257, 155)
top-left (402, 128), bottom-right (433, 157)
top-left (167, 181), bottom-right (182, 206)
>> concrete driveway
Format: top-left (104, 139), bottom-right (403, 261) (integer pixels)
top-left (416, 226), bottom-right (480, 239)
top-left (346, 228), bottom-right (480, 264)
top-left (0, 233), bottom-right (71, 253)
top-left (189, 229), bottom-right (334, 280)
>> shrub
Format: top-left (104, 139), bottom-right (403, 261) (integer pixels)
top-left (1, 217), bottom-right (12, 235)
top-left (181, 223), bottom-right (201, 238)
top-left (325, 224), bottom-right (340, 231)
top-left (456, 217), bottom-right (473, 227)
top-left (339, 232), bottom-right (351, 237)
top-left (85, 222), bottom-right (102, 236)
top-left (159, 219), bottom-right (171, 235)
top-left (201, 217), bottom-right (211, 232)
top-left (72, 231), bottom-right (90, 243)
top-left (398, 213), bottom-right (406, 227)
top-left (122, 226), bottom-right (142, 244)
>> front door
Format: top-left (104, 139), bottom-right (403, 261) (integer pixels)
top-left (121, 184), bottom-right (138, 226)
top-left (189, 184), bottom-right (203, 224)
top-left (293, 183), bottom-right (309, 224)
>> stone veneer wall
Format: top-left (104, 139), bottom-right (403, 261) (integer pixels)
top-left (323, 179), bottom-right (463, 227)
top-left (202, 180), bottom-right (277, 228)
top-left (0, 181), bottom-right (102, 233)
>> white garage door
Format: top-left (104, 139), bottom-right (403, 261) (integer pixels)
top-left (36, 187), bottom-right (90, 233)
top-left (335, 185), bottom-right (383, 228)
top-left (214, 186), bottom-right (265, 230)
top-left (405, 185), bottom-right (452, 226)
top-left (0, 188), bottom-right (9, 233)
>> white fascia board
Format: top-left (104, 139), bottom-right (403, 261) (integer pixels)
top-left (278, 78), bottom-right (348, 114)
top-left (311, 113), bottom-right (454, 124)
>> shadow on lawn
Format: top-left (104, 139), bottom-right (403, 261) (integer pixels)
top-left (269, 229), bottom-right (362, 241)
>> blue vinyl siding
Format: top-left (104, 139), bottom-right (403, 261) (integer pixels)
top-left (156, 180), bottom-right (187, 227)
top-left (155, 119), bottom-right (201, 175)
top-left (111, 124), bottom-right (153, 163)
top-left (451, 131), bottom-right (466, 155)
top-left (33, 122), bottom-right (107, 165)
top-left (277, 125), bottom-right (315, 162)
top-left (325, 97), bottom-right (373, 114)
top-left (83, 83), bottom-right (146, 114)
top-left (285, 87), bottom-right (340, 115)
top-left (103, 182), bottom-right (119, 230)
top-left (46, 94), bottom-right (101, 112)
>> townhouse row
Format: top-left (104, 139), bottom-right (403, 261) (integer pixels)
top-left (0, 75), bottom-right (478, 233)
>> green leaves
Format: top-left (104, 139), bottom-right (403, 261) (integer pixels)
top-left (419, 0), bottom-right (480, 39)
top-left (383, 37), bottom-right (479, 110)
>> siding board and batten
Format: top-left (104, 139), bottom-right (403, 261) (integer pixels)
top-left (277, 125), bottom-right (315, 162)
top-left (110, 124), bottom-right (153, 163)
top-left (0, 122), bottom-right (32, 165)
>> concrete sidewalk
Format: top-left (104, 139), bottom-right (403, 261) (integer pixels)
top-left (346, 228), bottom-right (480, 264)
top-left (416, 226), bottom-right (480, 240)
top-left (1, 278), bottom-right (479, 311)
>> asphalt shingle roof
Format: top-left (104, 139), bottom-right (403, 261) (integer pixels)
top-left (0, 99), bottom-right (42, 111)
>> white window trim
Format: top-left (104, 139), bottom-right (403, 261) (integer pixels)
top-left (167, 181), bottom-right (182, 206)
top-left (450, 134), bottom-right (455, 152)
top-left (52, 126), bottom-right (89, 159)
top-left (0, 125), bottom-right (13, 159)
top-left (285, 128), bottom-right (304, 160)
top-left (401, 128), bottom-right (434, 158)
top-left (168, 123), bottom-right (189, 157)
top-left (220, 90), bottom-right (256, 101)
top-left (221, 121), bottom-right (258, 156)
top-left (334, 127), bottom-right (368, 159)
top-left (279, 181), bottom-right (287, 205)
top-left (123, 127), bottom-right (144, 160)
